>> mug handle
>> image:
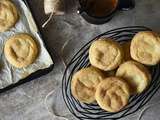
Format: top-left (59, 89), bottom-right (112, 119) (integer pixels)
top-left (118, 0), bottom-right (135, 10)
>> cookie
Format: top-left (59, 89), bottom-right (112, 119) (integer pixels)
top-left (89, 38), bottom-right (123, 71)
top-left (0, 0), bottom-right (19, 32)
top-left (130, 31), bottom-right (160, 65)
top-left (116, 61), bottom-right (151, 94)
top-left (71, 66), bottom-right (105, 104)
top-left (4, 33), bottom-right (38, 68)
top-left (95, 77), bottom-right (130, 112)
top-left (121, 42), bottom-right (131, 62)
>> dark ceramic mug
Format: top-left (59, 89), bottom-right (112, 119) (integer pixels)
top-left (78, 0), bottom-right (135, 24)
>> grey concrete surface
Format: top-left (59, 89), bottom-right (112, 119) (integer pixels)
top-left (1, 0), bottom-right (160, 120)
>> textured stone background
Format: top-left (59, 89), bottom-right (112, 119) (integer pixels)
top-left (1, 0), bottom-right (160, 120)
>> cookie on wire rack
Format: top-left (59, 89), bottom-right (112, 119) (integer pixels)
top-left (89, 38), bottom-right (124, 71)
top-left (95, 77), bottom-right (130, 112)
top-left (116, 61), bottom-right (151, 94)
top-left (131, 31), bottom-right (160, 65)
top-left (71, 66), bottom-right (105, 104)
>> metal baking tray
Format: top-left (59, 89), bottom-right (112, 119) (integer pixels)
top-left (0, 0), bottom-right (54, 93)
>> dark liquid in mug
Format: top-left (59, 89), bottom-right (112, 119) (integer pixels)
top-left (86, 0), bottom-right (118, 17)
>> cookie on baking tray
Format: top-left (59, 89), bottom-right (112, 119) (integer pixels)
top-left (130, 31), bottom-right (160, 65)
top-left (4, 33), bottom-right (38, 68)
top-left (116, 61), bottom-right (151, 94)
top-left (71, 66), bottom-right (105, 104)
top-left (95, 77), bottom-right (130, 112)
top-left (0, 0), bottom-right (19, 32)
top-left (89, 38), bottom-right (123, 71)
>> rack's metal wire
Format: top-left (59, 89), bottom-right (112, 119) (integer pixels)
top-left (62, 26), bottom-right (160, 120)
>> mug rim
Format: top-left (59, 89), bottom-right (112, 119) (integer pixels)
top-left (78, 0), bottom-right (119, 19)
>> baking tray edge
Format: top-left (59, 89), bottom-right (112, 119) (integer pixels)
top-left (0, 0), bottom-right (54, 94)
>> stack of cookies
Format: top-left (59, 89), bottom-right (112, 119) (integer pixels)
top-left (0, 0), bottom-right (39, 68)
top-left (71, 31), bottom-right (160, 112)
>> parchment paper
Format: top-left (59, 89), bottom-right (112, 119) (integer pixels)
top-left (0, 0), bottom-right (53, 89)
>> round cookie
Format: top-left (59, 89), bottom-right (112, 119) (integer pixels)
top-left (95, 77), bottom-right (130, 112)
top-left (71, 66), bottom-right (105, 104)
top-left (89, 38), bottom-right (123, 71)
top-left (4, 33), bottom-right (39, 68)
top-left (130, 31), bottom-right (160, 65)
top-left (121, 42), bottom-right (132, 62)
top-left (0, 0), bottom-right (19, 32)
top-left (116, 61), bottom-right (151, 94)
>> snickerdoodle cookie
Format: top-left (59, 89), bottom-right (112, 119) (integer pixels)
top-left (89, 38), bottom-right (123, 71)
top-left (116, 61), bottom-right (151, 94)
top-left (71, 66), bottom-right (105, 104)
top-left (130, 31), bottom-right (160, 65)
top-left (0, 0), bottom-right (19, 32)
top-left (4, 33), bottom-right (38, 68)
top-left (95, 77), bottom-right (130, 112)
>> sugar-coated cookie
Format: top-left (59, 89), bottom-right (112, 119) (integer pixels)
top-left (71, 66), bottom-right (105, 104)
top-left (131, 31), bottom-right (160, 65)
top-left (89, 38), bottom-right (123, 71)
top-left (95, 77), bottom-right (130, 112)
top-left (0, 0), bottom-right (19, 32)
top-left (4, 33), bottom-right (38, 68)
top-left (116, 61), bottom-right (151, 94)
top-left (121, 42), bottom-right (131, 62)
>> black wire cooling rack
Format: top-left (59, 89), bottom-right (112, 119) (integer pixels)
top-left (62, 26), bottom-right (160, 120)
